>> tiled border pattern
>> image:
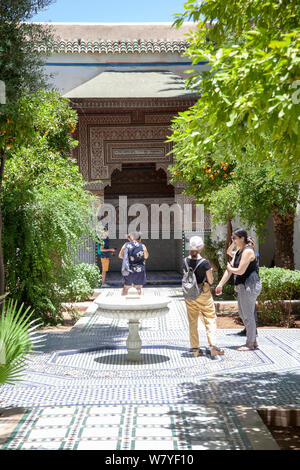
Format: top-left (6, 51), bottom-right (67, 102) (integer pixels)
top-left (1, 404), bottom-right (255, 451)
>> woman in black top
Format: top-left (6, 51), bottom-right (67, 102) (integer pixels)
top-left (216, 228), bottom-right (262, 351)
top-left (183, 236), bottom-right (224, 358)
top-left (227, 236), bottom-right (259, 336)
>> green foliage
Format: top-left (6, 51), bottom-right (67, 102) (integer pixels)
top-left (259, 267), bottom-right (300, 300)
top-left (62, 278), bottom-right (92, 303)
top-left (206, 157), bottom-right (298, 238)
top-left (257, 267), bottom-right (300, 327)
top-left (235, 158), bottom-right (298, 237)
top-left (171, 0), bottom-right (300, 179)
top-left (202, 236), bottom-right (226, 277)
top-left (213, 283), bottom-right (235, 301)
top-left (2, 90), bottom-right (96, 325)
top-left (60, 263), bottom-right (101, 302)
top-left (257, 299), bottom-right (294, 327)
top-left (0, 1), bottom-right (55, 103)
top-left (0, 89), bottom-right (77, 154)
top-left (0, 297), bottom-right (42, 385)
top-left (207, 183), bottom-right (240, 228)
top-left (0, 1), bottom-right (54, 22)
top-left (75, 263), bottom-right (101, 289)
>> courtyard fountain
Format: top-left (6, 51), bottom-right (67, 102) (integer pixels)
top-left (95, 287), bottom-right (170, 362)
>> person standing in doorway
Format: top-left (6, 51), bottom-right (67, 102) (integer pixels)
top-left (98, 228), bottom-right (115, 287)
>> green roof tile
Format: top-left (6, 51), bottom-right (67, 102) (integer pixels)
top-left (30, 39), bottom-right (189, 55)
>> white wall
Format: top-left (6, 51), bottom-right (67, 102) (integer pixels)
top-left (44, 52), bottom-right (209, 95)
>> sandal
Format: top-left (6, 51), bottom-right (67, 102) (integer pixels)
top-left (191, 348), bottom-right (203, 357)
top-left (210, 346), bottom-right (225, 357)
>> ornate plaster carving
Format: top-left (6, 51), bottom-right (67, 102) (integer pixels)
top-left (89, 125), bottom-right (173, 180)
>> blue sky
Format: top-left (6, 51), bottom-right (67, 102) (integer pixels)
top-left (30, 0), bottom-right (187, 23)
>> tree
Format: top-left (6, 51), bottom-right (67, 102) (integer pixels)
top-left (234, 157), bottom-right (298, 269)
top-left (169, 118), bottom-right (237, 259)
top-left (0, 0), bottom-right (54, 102)
top-left (169, 137), bottom-right (298, 268)
top-left (2, 90), bottom-right (96, 324)
top-left (171, 0), bottom-right (299, 176)
top-left (0, 0), bottom-right (55, 296)
top-left (169, 0), bottom-right (299, 268)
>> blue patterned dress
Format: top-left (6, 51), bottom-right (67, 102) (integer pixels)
top-left (123, 241), bottom-right (147, 286)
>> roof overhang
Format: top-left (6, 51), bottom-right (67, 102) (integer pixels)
top-left (63, 71), bottom-right (196, 99)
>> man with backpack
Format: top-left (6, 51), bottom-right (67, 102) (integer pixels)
top-left (182, 236), bottom-right (224, 358)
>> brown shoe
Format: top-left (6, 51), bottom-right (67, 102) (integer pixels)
top-left (191, 348), bottom-right (203, 357)
top-left (210, 346), bottom-right (224, 357)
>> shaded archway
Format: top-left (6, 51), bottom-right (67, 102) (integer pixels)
top-left (105, 163), bottom-right (174, 199)
top-left (103, 163), bottom-right (182, 274)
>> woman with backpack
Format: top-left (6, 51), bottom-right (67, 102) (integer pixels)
top-left (118, 231), bottom-right (149, 296)
top-left (183, 236), bottom-right (224, 358)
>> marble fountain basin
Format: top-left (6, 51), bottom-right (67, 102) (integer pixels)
top-left (95, 288), bottom-right (170, 362)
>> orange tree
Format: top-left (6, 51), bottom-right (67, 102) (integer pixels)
top-left (169, 129), bottom-right (298, 268)
top-left (0, 0), bottom-right (55, 296)
top-left (169, 118), bottom-right (238, 260)
top-left (169, 0), bottom-right (299, 269)
top-left (172, 0), bottom-right (299, 177)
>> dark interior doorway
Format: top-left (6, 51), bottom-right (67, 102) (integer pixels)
top-left (102, 163), bottom-right (182, 273)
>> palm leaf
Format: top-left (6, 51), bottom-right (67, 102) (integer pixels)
top-left (0, 298), bottom-right (44, 385)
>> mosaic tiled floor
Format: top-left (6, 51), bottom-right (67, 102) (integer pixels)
top-left (0, 288), bottom-right (299, 450)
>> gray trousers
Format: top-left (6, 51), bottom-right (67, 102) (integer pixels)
top-left (236, 284), bottom-right (260, 346)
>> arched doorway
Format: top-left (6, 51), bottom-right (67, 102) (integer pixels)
top-left (103, 163), bottom-right (183, 274)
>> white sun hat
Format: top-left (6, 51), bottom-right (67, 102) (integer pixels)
top-left (189, 236), bottom-right (204, 250)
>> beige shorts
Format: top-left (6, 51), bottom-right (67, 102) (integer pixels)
top-left (101, 258), bottom-right (110, 271)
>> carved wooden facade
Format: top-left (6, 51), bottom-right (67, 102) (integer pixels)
top-left (70, 96), bottom-right (211, 269)
top-left (71, 97), bottom-right (196, 196)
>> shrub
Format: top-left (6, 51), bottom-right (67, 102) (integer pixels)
top-left (259, 267), bottom-right (300, 300)
top-left (212, 282), bottom-right (235, 300)
top-left (257, 267), bottom-right (300, 327)
top-left (203, 236), bottom-right (226, 278)
top-left (60, 263), bottom-right (101, 302)
top-left (73, 263), bottom-right (101, 289)
top-left (63, 278), bottom-right (92, 303)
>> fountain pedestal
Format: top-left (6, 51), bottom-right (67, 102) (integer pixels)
top-left (95, 288), bottom-right (170, 362)
top-left (126, 320), bottom-right (142, 361)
